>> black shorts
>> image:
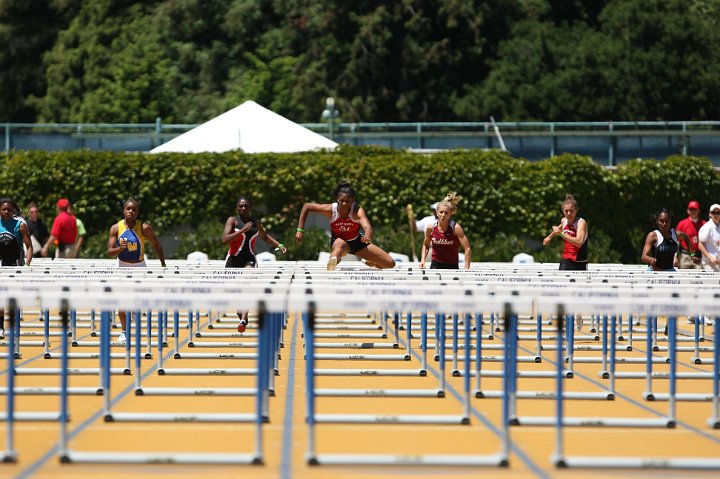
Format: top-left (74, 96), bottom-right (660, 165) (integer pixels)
top-left (225, 251), bottom-right (257, 268)
top-left (559, 258), bottom-right (587, 271)
top-left (430, 260), bottom-right (459, 270)
top-left (330, 235), bottom-right (369, 255)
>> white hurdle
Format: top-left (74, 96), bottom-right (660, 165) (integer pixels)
top-left (294, 285), bottom-right (530, 467)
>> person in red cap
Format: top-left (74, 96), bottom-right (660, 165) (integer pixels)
top-left (41, 198), bottom-right (78, 258)
top-left (675, 200), bottom-right (706, 269)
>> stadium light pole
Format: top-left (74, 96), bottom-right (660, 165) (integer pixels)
top-left (321, 97), bottom-right (339, 141)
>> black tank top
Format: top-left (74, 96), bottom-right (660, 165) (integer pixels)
top-left (651, 229), bottom-right (678, 270)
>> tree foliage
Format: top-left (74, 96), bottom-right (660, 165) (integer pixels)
top-left (4, 0), bottom-right (719, 123)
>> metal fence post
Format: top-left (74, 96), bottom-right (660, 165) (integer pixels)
top-left (550, 122), bottom-right (556, 158)
top-left (154, 117), bottom-right (162, 148)
top-left (608, 122), bottom-right (615, 167)
top-left (682, 121), bottom-right (688, 156)
top-left (4, 123), bottom-right (9, 154)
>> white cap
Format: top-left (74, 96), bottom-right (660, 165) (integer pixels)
top-left (710, 204), bottom-right (720, 214)
top-left (186, 251), bottom-right (209, 263)
top-left (430, 202), bottom-right (439, 210)
top-left (513, 252), bottom-right (535, 264)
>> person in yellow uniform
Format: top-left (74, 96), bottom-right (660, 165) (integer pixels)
top-left (107, 198), bottom-right (166, 343)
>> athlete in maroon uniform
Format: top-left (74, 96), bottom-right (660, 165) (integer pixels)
top-left (419, 192), bottom-right (472, 269)
top-left (543, 194), bottom-right (588, 271)
top-left (295, 182), bottom-right (395, 271)
top-left (222, 195), bottom-right (286, 331)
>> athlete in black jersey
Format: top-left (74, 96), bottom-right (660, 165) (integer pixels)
top-left (222, 195), bottom-right (286, 331)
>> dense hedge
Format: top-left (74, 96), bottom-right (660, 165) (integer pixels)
top-left (1, 146), bottom-right (718, 263)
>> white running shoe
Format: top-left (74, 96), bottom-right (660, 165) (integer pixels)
top-left (118, 331), bottom-right (127, 344)
top-left (704, 317), bottom-right (714, 326)
top-left (326, 256), bottom-right (338, 271)
top-left (0, 328), bottom-right (4, 339)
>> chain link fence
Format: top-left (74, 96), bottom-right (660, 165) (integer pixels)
top-left (4, 120), bottom-right (720, 165)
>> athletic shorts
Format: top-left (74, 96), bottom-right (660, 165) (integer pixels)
top-left (559, 258), bottom-right (587, 271)
top-left (430, 260), bottom-right (459, 270)
top-left (226, 251), bottom-right (257, 268)
top-left (118, 259), bottom-right (146, 267)
top-left (330, 235), bottom-right (369, 255)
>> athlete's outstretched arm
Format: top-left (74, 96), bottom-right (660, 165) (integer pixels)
top-left (295, 202), bottom-right (331, 244)
top-left (142, 223), bottom-right (167, 267)
top-left (257, 221), bottom-right (287, 253)
top-left (455, 223), bottom-right (472, 270)
top-left (20, 222), bottom-right (33, 266)
top-left (640, 231), bottom-right (658, 269)
top-left (355, 207), bottom-right (373, 243)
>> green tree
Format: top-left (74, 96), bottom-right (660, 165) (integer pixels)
top-left (0, 0), bottom-right (80, 121)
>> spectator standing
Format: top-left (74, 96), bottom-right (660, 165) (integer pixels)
top-left (41, 198), bottom-right (78, 258)
top-left (24, 203), bottom-right (50, 258)
top-left (67, 203), bottom-right (86, 257)
top-left (675, 200), bottom-right (705, 269)
top-left (698, 203), bottom-right (720, 272)
top-left (415, 203), bottom-right (439, 232)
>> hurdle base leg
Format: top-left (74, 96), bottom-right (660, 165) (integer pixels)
top-left (707, 417), bottom-right (720, 429)
top-left (643, 392), bottom-right (655, 401)
top-left (2, 451), bottom-right (18, 463)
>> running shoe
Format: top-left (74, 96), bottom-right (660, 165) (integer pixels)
top-left (326, 256), bottom-right (338, 271)
top-left (118, 331), bottom-right (127, 344)
top-left (574, 314), bottom-right (583, 331)
top-left (0, 328), bottom-right (4, 339)
top-left (237, 319), bottom-right (247, 333)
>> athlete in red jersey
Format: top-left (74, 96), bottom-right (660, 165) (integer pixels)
top-left (543, 194), bottom-right (588, 271)
top-left (295, 182), bottom-right (395, 271)
top-left (419, 192), bottom-right (472, 269)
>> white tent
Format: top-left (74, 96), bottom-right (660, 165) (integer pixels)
top-left (150, 100), bottom-right (337, 154)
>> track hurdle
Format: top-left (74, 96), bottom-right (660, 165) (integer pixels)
top-left (1, 299), bottom-right (18, 463)
top-left (297, 289), bottom-right (523, 467)
top-left (54, 291), bottom-right (283, 466)
top-left (544, 296), bottom-right (720, 470)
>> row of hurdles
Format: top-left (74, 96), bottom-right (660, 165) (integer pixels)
top-left (0, 259), bottom-right (718, 472)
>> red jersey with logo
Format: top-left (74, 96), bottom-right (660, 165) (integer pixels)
top-left (330, 202), bottom-right (360, 241)
top-left (431, 220), bottom-right (460, 264)
top-left (561, 218), bottom-right (588, 262)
